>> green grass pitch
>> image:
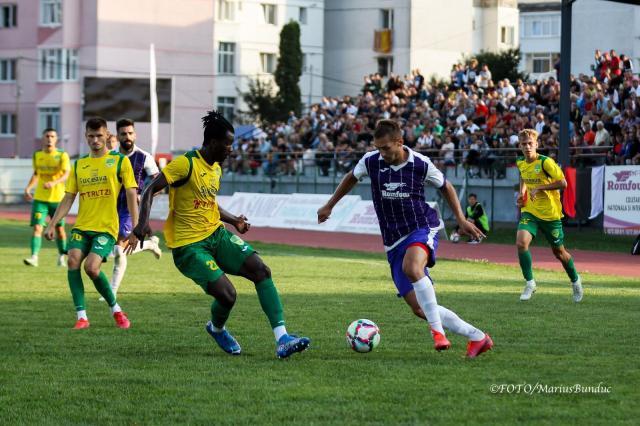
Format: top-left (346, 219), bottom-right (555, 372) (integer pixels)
top-left (1, 219), bottom-right (638, 424)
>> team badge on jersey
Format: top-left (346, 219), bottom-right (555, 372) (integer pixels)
top-left (105, 158), bottom-right (116, 168)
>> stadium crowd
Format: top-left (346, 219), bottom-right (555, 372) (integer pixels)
top-left (228, 50), bottom-right (640, 177)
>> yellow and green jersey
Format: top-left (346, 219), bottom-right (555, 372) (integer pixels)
top-left (162, 150), bottom-right (223, 249)
top-left (32, 149), bottom-right (70, 202)
top-left (516, 154), bottom-right (565, 221)
top-left (66, 151), bottom-right (137, 239)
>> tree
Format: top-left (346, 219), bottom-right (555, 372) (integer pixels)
top-left (239, 78), bottom-right (280, 125)
top-left (274, 20), bottom-right (303, 118)
top-left (470, 48), bottom-right (527, 82)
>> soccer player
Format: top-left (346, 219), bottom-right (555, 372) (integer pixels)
top-left (105, 118), bottom-right (161, 299)
top-left (450, 193), bottom-right (489, 244)
top-left (515, 129), bottom-right (583, 302)
top-left (23, 129), bottom-right (70, 267)
top-left (44, 117), bottom-right (138, 329)
top-left (131, 110), bottom-right (310, 358)
top-left (318, 119), bottom-right (493, 358)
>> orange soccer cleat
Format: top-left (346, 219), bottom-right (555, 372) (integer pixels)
top-left (431, 329), bottom-right (451, 351)
top-left (466, 334), bottom-right (493, 358)
top-left (73, 318), bottom-right (90, 329)
top-left (113, 311), bottom-right (131, 329)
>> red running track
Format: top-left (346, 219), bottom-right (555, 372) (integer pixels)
top-left (1, 209), bottom-right (637, 278)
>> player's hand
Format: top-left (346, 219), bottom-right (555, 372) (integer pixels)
top-left (132, 222), bottom-right (152, 249)
top-left (233, 215), bottom-right (251, 234)
top-left (124, 237), bottom-right (136, 255)
top-left (529, 188), bottom-right (539, 201)
top-left (43, 226), bottom-right (55, 241)
top-left (317, 204), bottom-right (333, 223)
top-left (43, 182), bottom-right (54, 189)
top-left (457, 219), bottom-right (486, 241)
top-left (516, 193), bottom-right (526, 208)
top-left (24, 190), bottom-right (33, 202)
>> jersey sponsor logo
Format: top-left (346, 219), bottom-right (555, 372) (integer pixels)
top-left (383, 182), bottom-right (406, 191)
top-left (381, 182), bottom-right (410, 199)
top-left (79, 188), bottom-right (112, 200)
top-left (192, 199), bottom-right (217, 210)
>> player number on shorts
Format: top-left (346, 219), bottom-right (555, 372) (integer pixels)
top-left (72, 233), bottom-right (83, 241)
top-left (206, 260), bottom-right (219, 271)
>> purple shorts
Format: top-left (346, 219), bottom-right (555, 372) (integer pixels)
top-left (386, 227), bottom-right (439, 297)
top-left (118, 213), bottom-right (133, 238)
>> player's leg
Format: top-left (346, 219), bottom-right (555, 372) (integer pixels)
top-left (516, 213), bottom-right (538, 301)
top-left (172, 239), bottom-right (241, 354)
top-left (84, 233), bottom-right (130, 328)
top-left (109, 238), bottom-right (129, 298)
top-left (542, 221), bottom-right (583, 302)
top-left (24, 202), bottom-right (47, 266)
top-left (67, 229), bottom-right (91, 328)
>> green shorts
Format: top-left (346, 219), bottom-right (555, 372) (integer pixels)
top-left (172, 226), bottom-right (256, 292)
top-left (68, 229), bottom-right (116, 260)
top-left (517, 212), bottom-right (565, 247)
top-left (30, 200), bottom-right (64, 227)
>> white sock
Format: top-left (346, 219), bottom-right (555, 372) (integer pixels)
top-left (110, 303), bottom-right (122, 314)
top-left (211, 324), bottom-right (225, 333)
top-left (437, 305), bottom-right (485, 341)
top-left (77, 310), bottom-right (88, 320)
top-left (413, 276), bottom-right (445, 334)
top-left (273, 325), bottom-right (287, 342)
top-left (110, 245), bottom-right (127, 294)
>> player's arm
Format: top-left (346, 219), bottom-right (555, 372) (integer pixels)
top-left (44, 192), bottom-right (76, 240)
top-left (44, 169), bottom-right (70, 189)
top-left (440, 181), bottom-right (486, 240)
top-left (24, 173), bottom-right (38, 201)
top-left (131, 173), bottom-right (168, 248)
top-left (529, 160), bottom-right (567, 200)
top-left (219, 205), bottom-right (250, 234)
top-left (317, 171), bottom-right (358, 223)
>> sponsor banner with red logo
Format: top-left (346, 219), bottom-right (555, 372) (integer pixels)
top-left (603, 166), bottom-right (640, 235)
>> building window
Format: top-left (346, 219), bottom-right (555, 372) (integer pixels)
top-left (501, 26), bottom-right (514, 45)
top-left (0, 58), bottom-right (16, 82)
top-left (0, 4), bottom-right (17, 28)
top-left (522, 15), bottom-right (560, 38)
top-left (377, 57), bottom-right (393, 77)
top-left (380, 9), bottom-right (393, 29)
top-left (529, 53), bottom-right (558, 74)
top-left (40, 0), bottom-right (61, 26)
top-left (262, 4), bottom-right (277, 25)
top-left (218, 0), bottom-right (235, 21)
top-left (260, 53), bottom-right (276, 73)
top-left (217, 97), bottom-right (235, 122)
top-left (299, 7), bottom-right (307, 24)
top-left (302, 53), bottom-right (308, 72)
top-left (217, 42), bottom-right (235, 74)
top-left (0, 113), bottom-right (16, 136)
top-left (38, 107), bottom-right (60, 134)
top-left (39, 48), bottom-right (78, 82)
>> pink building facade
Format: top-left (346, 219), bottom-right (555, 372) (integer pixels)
top-left (0, 0), bottom-right (214, 158)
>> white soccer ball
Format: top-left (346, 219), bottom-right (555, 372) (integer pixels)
top-left (451, 232), bottom-right (460, 243)
top-left (346, 319), bottom-right (381, 353)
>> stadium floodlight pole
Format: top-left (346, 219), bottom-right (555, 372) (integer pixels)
top-left (558, 0), bottom-right (575, 167)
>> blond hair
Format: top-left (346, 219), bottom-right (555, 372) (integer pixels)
top-left (518, 128), bottom-right (539, 142)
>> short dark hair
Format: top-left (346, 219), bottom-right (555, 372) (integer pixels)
top-left (116, 118), bottom-right (135, 131)
top-left (468, 193), bottom-right (477, 198)
top-left (85, 117), bottom-right (108, 131)
top-left (201, 110), bottom-right (234, 145)
top-left (42, 128), bottom-right (57, 135)
top-left (374, 119), bottom-right (402, 141)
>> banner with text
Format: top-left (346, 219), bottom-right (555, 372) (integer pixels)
top-left (603, 165), bottom-right (640, 235)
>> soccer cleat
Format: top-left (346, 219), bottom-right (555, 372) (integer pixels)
top-left (466, 334), bottom-right (493, 358)
top-left (149, 236), bottom-right (162, 259)
top-left (467, 238), bottom-right (481, 245)
top-left (206, 321), bottom-right (241, 355)
top-left (73, 318), bottom-right (90, 329)
top-left (113, 311), bottom-right (131, 329)
top-left (520, 281), bottom-right (536, 301)
top-left (276, 334), bottom-right (311, 359)
top-left (431, 329), bottom-right (451, 351)
top-left (450, 232), bottom-right (460, 243)
top-left (572, 276), bottom-right (583, 303)
top-left (57, 254), bottom-right (67, 267)
top-left (23, 255), bottom-right (38, 267)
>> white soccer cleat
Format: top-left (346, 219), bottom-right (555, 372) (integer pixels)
top-left (149, 236), bottom-right (162, 259)
top-left (23, 255), bottom-right (38, 267)
top-left (450, 232), bottom-right (460, 243)
top-left (572, 276), bottom-right (583, 303)
top-left (57, 254), bottom-right (67, 267)
top-left (520, 281), bottom-right (536, 301)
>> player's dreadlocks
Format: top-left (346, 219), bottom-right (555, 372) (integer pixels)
top-left (201, 110), bottom-right (234, 145)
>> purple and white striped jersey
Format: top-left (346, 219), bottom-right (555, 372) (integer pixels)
top-left (353, 147), bottom-right (445, 249)
top-left (117, 146), bottom-right (159, 216)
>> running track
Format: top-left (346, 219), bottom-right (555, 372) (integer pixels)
top-left (2, 209), bottom-right (637, 278)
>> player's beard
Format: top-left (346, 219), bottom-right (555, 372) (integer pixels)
top-left (120, 140), bottom-right (134, 151)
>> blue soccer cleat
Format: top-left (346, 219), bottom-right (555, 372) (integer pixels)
top-left (276, 334), bottom-right (310, 359)
top-left (205, 321), bottom-right (241, 355)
